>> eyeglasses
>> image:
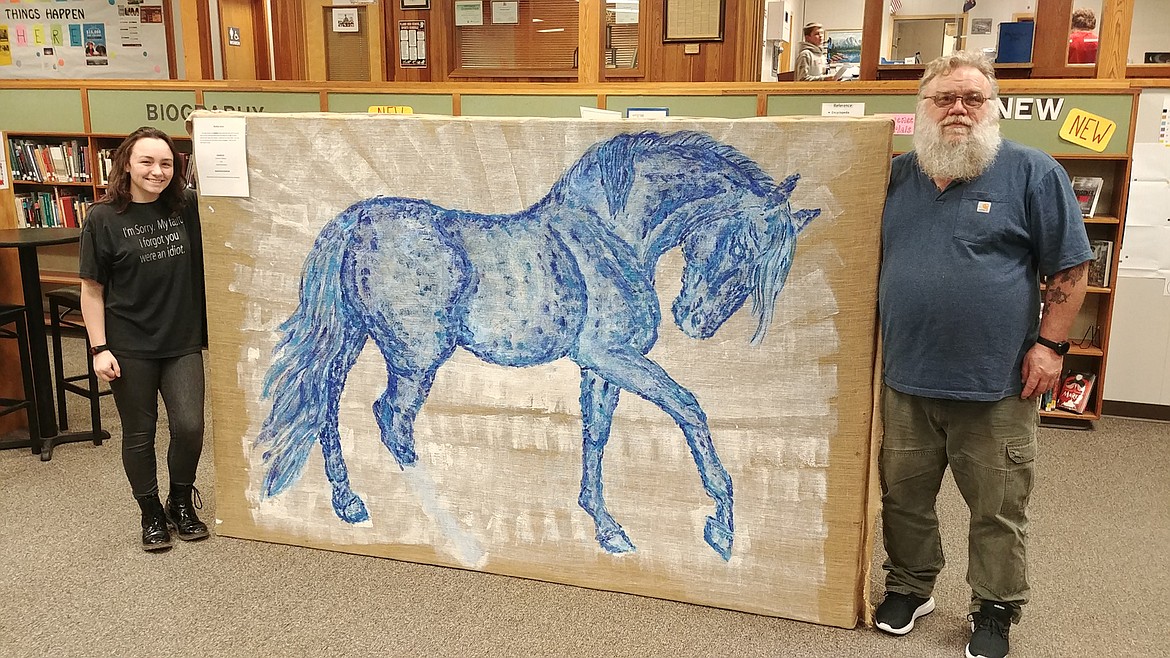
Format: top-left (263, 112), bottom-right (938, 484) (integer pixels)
top-left (922, 92), bottom-right (988, 109)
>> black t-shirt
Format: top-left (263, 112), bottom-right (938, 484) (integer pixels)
top-left (79, 189), bottom-right (206, 359)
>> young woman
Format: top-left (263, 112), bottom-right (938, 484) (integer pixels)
top-left (79, 126), bottom-right (208, 551)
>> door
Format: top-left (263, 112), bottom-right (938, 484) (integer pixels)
top-left (892, 18), bottom-right (965, 62)
top-left (219, 0), bottom-right (269, 80)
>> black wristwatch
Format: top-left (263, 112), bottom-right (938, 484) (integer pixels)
top-left (1036, 336), bottom-right (1070, 356)
top-left (89, 344), bottom-right (109, 356)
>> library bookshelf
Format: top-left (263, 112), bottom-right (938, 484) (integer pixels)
top-left (1043, 153), bottom-right (1131, 425)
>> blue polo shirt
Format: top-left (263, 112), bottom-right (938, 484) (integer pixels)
top-left (879, 140), bottom-right (1092, 401)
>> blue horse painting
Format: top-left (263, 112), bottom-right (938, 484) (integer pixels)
top-left (256, 130), bottom-right (820, 561)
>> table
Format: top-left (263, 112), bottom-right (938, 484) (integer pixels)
top-left (0, 227), bottom-right (110, 460)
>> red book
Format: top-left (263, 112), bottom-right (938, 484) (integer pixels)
top-left (1056, 372), bottom-right (1096, 414)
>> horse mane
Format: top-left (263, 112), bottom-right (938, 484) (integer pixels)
top-left (557, 131), bottom-right (779, 219)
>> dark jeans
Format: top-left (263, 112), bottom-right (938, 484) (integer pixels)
top-left (109, 351), bottom-right (205, 498)
top-left (880, 385), bottom-right (1038, 623)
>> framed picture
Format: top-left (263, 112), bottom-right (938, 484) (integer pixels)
top-left (825, 29), bottom-right (862, 64)
top-left (454, 1), bottom-right (483, 27)
top-left (491, 1), bottom-right (518, 24)
top-left (663, 0), bottom-right (725, 43)
top-left (332, 9), bottom-right (359, 33)
top-left (401, 0), bottom-right (430, 9)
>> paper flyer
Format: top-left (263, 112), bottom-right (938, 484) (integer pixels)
top-left (0, 25), bottom-right (11, 66)
top-left (83, 22), bottom-right (107, 65)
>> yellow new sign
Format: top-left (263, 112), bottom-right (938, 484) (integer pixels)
top-left (1059, 108), bottom-right (1116, 152)
top-left (368, 105), bottom-right (414, 114)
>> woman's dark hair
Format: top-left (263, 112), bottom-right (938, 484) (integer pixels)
top-left (99, 126), bottom-right (187, 214)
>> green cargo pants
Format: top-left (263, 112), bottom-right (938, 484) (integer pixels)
top-left (879, 385), bottom-right (1038, 623)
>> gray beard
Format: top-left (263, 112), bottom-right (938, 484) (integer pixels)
top-left (913, 108), bottom-right (1003, 181)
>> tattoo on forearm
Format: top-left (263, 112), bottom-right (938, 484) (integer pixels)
top-left (1046, 262), bottom-right (1088, 306)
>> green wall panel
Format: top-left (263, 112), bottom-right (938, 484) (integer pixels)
top-left (0, 89), bottom-right (85, 133)
top-left (326, 93), bottom-right (454, 115)
top-left (202, 92), bottom-right (321, 114)
top-left (461, 95), bottom-right (597, 117)
top-left (767, 93), bottom-right (1132, 156)
top-left (1011, 94), bottom-right (1131, 156)
top-left (88, 90), bottom-right (198, 136)
top-left (606, 95), bottom-right (758, 118)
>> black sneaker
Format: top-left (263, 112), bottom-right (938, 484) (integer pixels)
top-left (875, 592), bottom-right (936, 635)
top-left (965, 600), bottom-right (1013, 658)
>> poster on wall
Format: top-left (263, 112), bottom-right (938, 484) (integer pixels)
top-left (195, 111), bottom-right (892, 628)
top-left (398, 20), bottom-right (426, 68)
top-left (0, 0), bottom-right (169, 79)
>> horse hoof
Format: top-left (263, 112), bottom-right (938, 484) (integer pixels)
top-left (704, 516), bottom-right (733, 560)
top-left (597, 529), bottom-right (636, 554)
top-left (333, 490), bottom-right (370, 523)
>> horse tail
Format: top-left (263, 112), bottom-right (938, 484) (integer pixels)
top-left (255, 205), bottom-right (368, 497)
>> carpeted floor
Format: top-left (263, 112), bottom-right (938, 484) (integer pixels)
top-left (1, 337), bottom-right (1167, 657)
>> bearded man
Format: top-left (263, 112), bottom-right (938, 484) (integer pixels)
top-left (874, 52), bottom-right (1091, 658)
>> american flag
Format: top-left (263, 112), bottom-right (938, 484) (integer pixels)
top-left (890, 0), bottom-right (902, 15)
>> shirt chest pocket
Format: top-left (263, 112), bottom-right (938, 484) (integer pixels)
top-left (953, 191), bottom-right (1012, 245)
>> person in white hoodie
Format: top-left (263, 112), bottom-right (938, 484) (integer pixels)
top-left (795, 22), bottom-right (834, 81)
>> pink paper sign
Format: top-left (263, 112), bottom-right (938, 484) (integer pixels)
top-left (892, 114), bottom-right (915, 135)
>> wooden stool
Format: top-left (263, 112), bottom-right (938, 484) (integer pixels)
top-left (47, 286), bottom-right (110, 439)
top-left (0, 304), bottom-right (41, 447)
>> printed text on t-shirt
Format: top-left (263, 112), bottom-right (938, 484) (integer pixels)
top-left (123, 217), bottom-right (186, 263)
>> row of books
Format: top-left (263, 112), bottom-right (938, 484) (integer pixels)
top-left (7, 139), bottom-right (196, 188)
top-left (13, 191), bottom-right (92, 229)
top-left (8, 138), bottom-right (93, 184)
top-left (94, 149), bottom-right (192, 187)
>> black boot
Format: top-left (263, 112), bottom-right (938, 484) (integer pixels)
top-left (136, 495), bottom-right (173, 552)
top-left (166, 483), bottom-right (209, 541)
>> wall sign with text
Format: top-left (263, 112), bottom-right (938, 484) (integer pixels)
top-left (399, 21), bottom-right (426, 68)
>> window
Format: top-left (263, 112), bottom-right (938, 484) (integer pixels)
top-left (1066, 1), bottom-right (1103, 65)
top-left (456, 0), bottom-right (578, 72)
top-left (1128, 0), bottom-right (1170, 66)
top-left (605, 1), bottom-right (640, 70)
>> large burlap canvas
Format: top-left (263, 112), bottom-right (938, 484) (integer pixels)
top-left (198, 112), bottom-right (891, 628)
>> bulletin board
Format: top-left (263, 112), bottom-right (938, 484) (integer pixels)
top-left (0, 0), bottom-right (169, 79)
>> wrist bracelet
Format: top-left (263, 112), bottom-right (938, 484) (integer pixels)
top-left (89, 344), bottom-right (109, 356)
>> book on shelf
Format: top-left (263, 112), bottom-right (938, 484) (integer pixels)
top-left (98, 148), bottom-right (115, 186)
top-left (1087, 239), bottom-right (1113, 288)
top-left (1070, 176), bottom-right (1104, 218)
top-left (1056, 371), bottom-right (1096, 414)
top-left (1041, 387), bottom-right (1057, 412)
